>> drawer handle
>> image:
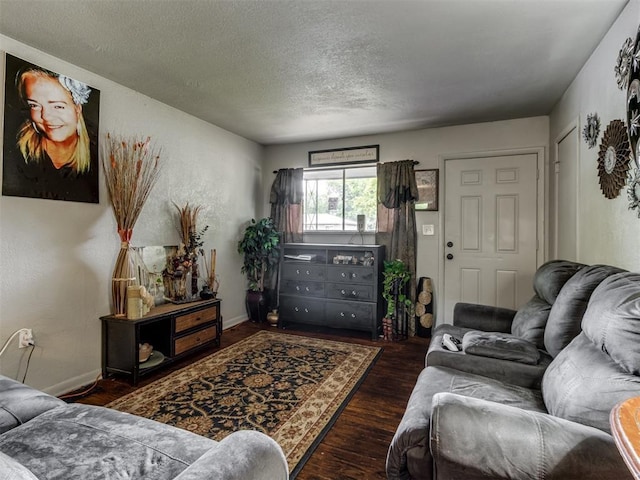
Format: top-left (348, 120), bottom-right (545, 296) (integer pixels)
top-left (306, 270), bottom-right (310, 275)
top-left (305, 286), bottom-right (310, 292)
top-left (341, 272), bottom-right (346, 278)
top-left (296, 269), bottom-right (300, 274)
top-left (340, 312), bottom-right (345, 317)
top-left (352, 290), bottom-right (357, 297)
top-left (294, 307), bottom-right (299, 312)
top-left (296, 286), bottom-right (300, 291)
top-left (351, 313), bottom-right (356, 318)
top-left (304, 308), bottom-right (309, 313)
top-left (352, 273), bottom-right (357, 278)
top-left (341, 289), bottom-right (346, 295)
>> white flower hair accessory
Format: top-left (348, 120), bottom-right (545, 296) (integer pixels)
top-left (58, 75), bottom-right (91, 105)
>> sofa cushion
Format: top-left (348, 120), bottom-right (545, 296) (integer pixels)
top-left (0, 376), bottom-right (65, 434)
top-left (0, 403), bottom-right (216, 480)
top-left (581, 271), bottom-right (640, 375)
top-left (0, 451), bottom-right (38, 480)
top-left (462, 331), bottom-right (540, 365)
top-left (544, 264), bottom-right (625, 358)
top-left (531, 260), bottom-right (585, 306)
top-left (511, 260), bottom-right (584, 348)
top-left (542, 333), bottom-right (640, 433)
top-left (510, 296), bottom-right (551, 349)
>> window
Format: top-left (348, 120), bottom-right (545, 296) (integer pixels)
top-left (303, 165), bottom-right (377, 232)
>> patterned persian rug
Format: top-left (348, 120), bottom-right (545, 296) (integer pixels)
top-left (107, 330), bottom-right (382, 478)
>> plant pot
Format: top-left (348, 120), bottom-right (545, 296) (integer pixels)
top-left (246, 289), bottom-right (270, 323)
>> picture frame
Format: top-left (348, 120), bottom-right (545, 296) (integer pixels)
top-left (2, 53), bottom-right (101, 203)
top-left (308, 145), bottom-right (379, 167)
top-left (415, 169), bottom-right (439, 211)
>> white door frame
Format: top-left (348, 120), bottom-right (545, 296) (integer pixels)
top-left (436, 147), bottom-right (546, 325)
top-left (553, 118), bottom-right (580, 260)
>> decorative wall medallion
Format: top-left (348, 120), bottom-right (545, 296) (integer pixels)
top-left (582, 113), bottom-right (600, 148)
top-left (627, 25), bottom-right (640, 168)
top-left (597, 119), bottom-right (631, 199)
top-left (628, 169), bottom-right (640, 217)
top-left (615, 36), bottom-right (634, 90)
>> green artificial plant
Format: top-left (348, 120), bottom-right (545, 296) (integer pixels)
top-left (237, 217), bottom-right (280, 292)
top-left (382, 259), bottom-right (414, 318)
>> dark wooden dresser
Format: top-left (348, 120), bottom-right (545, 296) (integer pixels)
top-left (278, 243), bottom-right (384, 339)
top-left (100, 299), bottom-right (221, 384)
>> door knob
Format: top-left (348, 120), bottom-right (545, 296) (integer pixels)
top-left (446, 253), bottom-right (454, 260)
top-left (447, 241), bottom-right (453, 248)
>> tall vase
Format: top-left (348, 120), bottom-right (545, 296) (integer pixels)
top-left (112, 229), bottom-right (138, 316)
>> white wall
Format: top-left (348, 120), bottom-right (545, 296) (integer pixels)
top-left (0, 36), bottom-right (263, 394)
top-left (263, 116), bottom-right (549, 322)
top-left (549, 0), bottom-right (640, 270)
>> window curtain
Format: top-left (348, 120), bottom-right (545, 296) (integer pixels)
top-left (376, 159), bottom-right (418, 335)
top-left (269, 168), bottom-right (304, 244)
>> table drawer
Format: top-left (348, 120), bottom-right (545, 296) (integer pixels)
top-left (175, 305), bottom-right (218, 333)
top-left (325, 301), bottom-right (375, 330)
top-left (326, 265), bottom-right (374, 284)
top-left (174, 325), bottom-right (217, 356)
top-left (282, 263), bottom-right (326, 281)
top-left (326, 282), bottom-right (373, 301)
top-left (280, 279), bottom-right (325, 297)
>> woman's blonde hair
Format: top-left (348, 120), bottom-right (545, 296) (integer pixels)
top-left (16, 69), bottom-right (91, 174)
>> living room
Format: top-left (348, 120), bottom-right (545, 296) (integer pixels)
top-left (1, 0), bottom-right (640, 478)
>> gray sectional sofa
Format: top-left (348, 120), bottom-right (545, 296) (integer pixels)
top-left (387, 265), bottom-right (640, 480)
top-left (0, 375), bottom-right (289, 480)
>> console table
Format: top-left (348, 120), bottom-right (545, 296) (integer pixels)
top-left (100, 299), bottom-right (221, 385)
top-left (278, 243), bottom-right (384, 339)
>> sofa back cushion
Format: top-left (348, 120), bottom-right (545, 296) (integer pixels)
top-left (542, 271), bottom-right (640, 433)
top-left (543, 264), bottom-right (625, 357)
top-left (511, 260), bottom-right (584, 348)
top-left (582, 271), bottom-right (640, 375)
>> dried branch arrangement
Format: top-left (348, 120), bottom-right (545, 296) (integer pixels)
top-left (174, 202), bottom-right (202, 247)
top-left (102, 133), bottom-right (163, 241)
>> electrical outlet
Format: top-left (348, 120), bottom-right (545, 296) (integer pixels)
top-left (18, 329), bottom-right (34, 348)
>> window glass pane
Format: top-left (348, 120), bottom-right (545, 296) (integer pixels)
top-left (304, 166), bottom-right (376, 232)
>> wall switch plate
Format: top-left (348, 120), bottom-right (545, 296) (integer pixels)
top-left (422, 224), bottom-right (435, 236)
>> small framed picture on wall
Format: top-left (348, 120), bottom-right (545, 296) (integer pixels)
top-left (415, 169), bottom-right (438, 211)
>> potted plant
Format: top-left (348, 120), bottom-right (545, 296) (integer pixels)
top-left (381, 259), bottom-right (414, 340)
top-left (237, 217), bottom-right (280, 322)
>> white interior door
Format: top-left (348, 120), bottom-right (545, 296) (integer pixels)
top-left (443, 154), bottom-right (539, 322)
top-left (555, 126), bottom-right (579, 260)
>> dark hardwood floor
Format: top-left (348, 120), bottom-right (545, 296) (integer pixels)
top-left (71, 321), bottom-right (430, 480)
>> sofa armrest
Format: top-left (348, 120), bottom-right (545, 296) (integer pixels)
top-left (0, 375), bottom-right (65, 434)
top-left (431, 393), bottom-right (631, 480)
top-left (452, 303), bottom-right (515, 332)
top-left (174, 430), bottom-right (289, 480)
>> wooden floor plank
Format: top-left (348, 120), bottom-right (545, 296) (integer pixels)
top-left (71, 321), bottom-right (430, 479)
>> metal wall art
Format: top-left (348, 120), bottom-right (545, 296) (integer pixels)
top-left (583, 112), bottom-right (601, 148)
top-left (597, 119), bottom-right (631, 199)
top-left (615, 36), bottom-right (635, 90)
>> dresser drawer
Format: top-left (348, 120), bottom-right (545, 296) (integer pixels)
top-left (174, 325), bottom-right (217, 356)
top-left (282, 263), bottom-right (326, 281)
top-left (326, 282), bottom-right (373, 301)
top-left (175, 305), bottom-right (219, 333)
top-left (279, 296), bottom-right (325, 325)
top-left (326, 265), bottom-right (374, 284)
top-left (325, 301), bottom-right (375, 330)
top-left (280, 279), bottom-right (325, 297)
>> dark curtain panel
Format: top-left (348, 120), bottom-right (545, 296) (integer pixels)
top-left (270, 168), bottom-right (304, 244)
top-left (376, 159), bottom-right (418, 335)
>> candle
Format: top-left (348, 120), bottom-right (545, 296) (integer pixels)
top-left (210, 249), bottom-right (216, 284)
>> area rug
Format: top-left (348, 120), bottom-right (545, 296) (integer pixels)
top-left (106, 330), bottom-right (382, 478)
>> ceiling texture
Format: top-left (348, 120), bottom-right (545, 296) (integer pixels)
top-left (0, 0), bottom-right (630, 145)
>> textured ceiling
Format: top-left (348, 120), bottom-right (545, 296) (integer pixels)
top-left (0, 0), bottom-right (629, 145)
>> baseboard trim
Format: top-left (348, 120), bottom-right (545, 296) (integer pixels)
top-left (222, 314), bottom-right (249, 330)
top-left (44, 369), bottom-right (102, 397)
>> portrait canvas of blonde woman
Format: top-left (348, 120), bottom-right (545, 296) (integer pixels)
top-left (2, 53), bottom-right (100, 203)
